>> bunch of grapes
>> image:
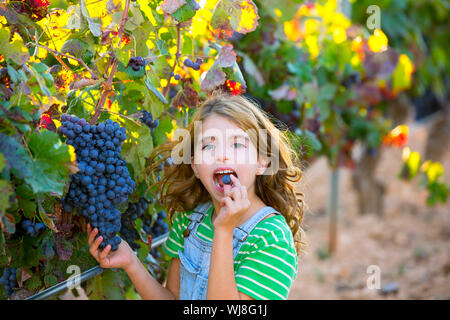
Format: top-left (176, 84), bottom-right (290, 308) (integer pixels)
top-left (21, 219), bottom-right (46, 237)
top-left (0, 268), bottom-right (18, 297)
top-left (127, 56), bottom-right (146, 71)
top-left (146, 210), bottom-right (169, 238)
top-left (59, 115), bottom-right (135, 251)
top-left (183, 58), bottom-right (202, 71)
top-left (140, 111), bottom-right (159, 133)
top-left (120, 198), bottom-right (151, 251)
top-left (169, 72), bottom-right (181, 80)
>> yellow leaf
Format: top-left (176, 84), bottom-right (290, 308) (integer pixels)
top-left (423, 161), bottom-right (444, 183)
top-left (236, 1), bottom-right (259, 34)
top-left (368, 28), bottom-right (388, 53)
top-left (305, 34), bottom-right (319, 59)
top-left (274, 8), bottom-right (282, 18)
top-left (284, 20), bottom-right (301, 41)
top-left (304, 19), bottom-right (319, 35)
top-left (68, 145), bottom-right (77, 163)
top-left (191, 8), bottom-right (212, 38)
top-left (351, 36), bottom-right (363, 52)
top-left (332, 27), bottom-right (346, 44)
top-left (392, 53), bottom-right (414, 93)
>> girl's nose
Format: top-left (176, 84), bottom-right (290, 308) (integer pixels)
top-left (215, 143), bottom-right (231, 163)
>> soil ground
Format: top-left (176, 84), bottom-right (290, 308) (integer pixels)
top-left (288, 118), bottom-right (450, 300)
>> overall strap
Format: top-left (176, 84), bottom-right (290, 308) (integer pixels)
top-left (233, 206), bottom-right (280, 249)
top-left (183, 201), bottom-right (212, 238)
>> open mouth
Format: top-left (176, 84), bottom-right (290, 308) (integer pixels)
top-left (213, 167), bottom-right (237, 192)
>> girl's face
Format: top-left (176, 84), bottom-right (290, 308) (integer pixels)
top-left (191, 114), bottom-right (265, 201)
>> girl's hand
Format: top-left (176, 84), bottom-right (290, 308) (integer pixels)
top-left (87, 223), bottom-right (135, 270)
top-left (214, 175), bottom-right (251, 233)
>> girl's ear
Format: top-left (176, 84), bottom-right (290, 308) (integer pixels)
top-left (256, 159), bottom-right (269, 175)
top-left (191, 157), bottom-right (199, 178)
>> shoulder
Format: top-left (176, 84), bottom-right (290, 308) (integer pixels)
top-left (252, 214), bottom-right (295, 249)
top-left (235, 215), bottom-right (299, 300)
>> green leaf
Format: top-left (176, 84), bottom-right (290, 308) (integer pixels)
top-left (171, 0), bottom-right (197, 23)
top-left (126, 3), bottom-right (146, 31)
top-left (119, 117), bottom-right (153, 181)
top-left (319, 83), bottom-right (338, 101)
top-left (156, 39), bottom-right (168, 56)
top-left (301, 83), bottom-right (317, 105)
top-left (18, 198), bottom-right (36, 219)
top-left (26, 130), bottom-right (71, 195)
top-left (44, 274), bottom-right (58, 287)
top-left (25, 273), bottom-right (42, 291)
top-left (304, 130), bottom-right (322, 151)
top-left (152, 114), bottom-right (173, 147)
top-left (0, 28), bottom-right (30, 65)
top-left (101, 269), bottom-right (124, 300)
top-left (132, 21), bottom-right (153, 57)
top-left (0, 153), bottom-right (5, 172)
top-left (0, 133), bottom-right (33, 180)
top-left (30, 63), bottom-right (51, 96)
top-left (182, 34), bottom-right (193, 55)
top-left (79, 0), bottom-right (101, 37)
top-left (145, 75), bottom-right (168, 104)
top-left (61, 39), bottom-right (87, 59)
top-left (0, 180), bottom-right (13, 219)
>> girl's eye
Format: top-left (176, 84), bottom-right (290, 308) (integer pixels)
top-left (202, 144), bottom-right (214, 150)
top-left (233, 142), bottom-right (246, 149)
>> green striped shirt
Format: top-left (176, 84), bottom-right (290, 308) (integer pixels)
top-left (162, 206), bottom-right (298, 300)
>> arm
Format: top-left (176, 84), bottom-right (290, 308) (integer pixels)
top-left (207, 175), bottom-right (254, 300)
top-left (207, 228), bottom-right (254, 300)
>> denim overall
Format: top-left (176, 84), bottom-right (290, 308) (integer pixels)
top-left (178, 201), bottom-right (280, 300)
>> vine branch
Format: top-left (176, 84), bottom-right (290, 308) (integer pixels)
top-left (26, 43), bottom-right (98, 80)
top-left (90, 0), bottom-right (131, 125)
top-left (162, 23), bottom-right (181, 98)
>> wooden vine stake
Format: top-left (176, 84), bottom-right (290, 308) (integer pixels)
top-left (327, 168), bottom-right (340, 254)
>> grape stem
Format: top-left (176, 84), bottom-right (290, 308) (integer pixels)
top-left (25, 43), bottom-right (99, 80)
top-left (90, 0), bottom-right (131, 125)
top-left (162, 23), bottom-right (181, 98)
top-left (104, 109), bottom-right (139, 123)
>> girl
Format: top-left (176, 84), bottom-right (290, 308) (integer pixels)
top-left (87, 93), bottom-right (305, 300)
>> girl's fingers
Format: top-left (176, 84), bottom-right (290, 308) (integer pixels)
top-left (230, 187), bottom-right (242, 201)
top-left (222, 197), bottom-right (233, 211)
top-left (223, 184), bottom-right (232, 196)
top-left (230, 174), bottom-right (241, 188)
top-left (88, 227), bottom-right (98, 246)
top-left (89, 235), bottom-right (103, 257)
top-left (87, 223), bottom-right (91, 234)
top-left (99, 245), bottom-right (111, 261)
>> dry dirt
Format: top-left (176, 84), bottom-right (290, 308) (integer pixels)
top-left (288, 119), bottom-right (450, 300)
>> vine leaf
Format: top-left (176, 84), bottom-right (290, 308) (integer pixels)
top-left (161, 0), bottom-right (187, 15)
top-left (119, 117), bottom-right (153, 181)
top-left (200, 66), bottom-right (226, 92)
top-left (26, 130), bottom-right (72, 195)
top-left (211, 0), bottom-right (259, 39)
top-left (171, 0), bottom-right (199, 23)
top-left (216, 44), bottom-right (237, 68)
top-left (0, 28), bottom-right (30, 65)
top-left (79, 0), bottom-right (102, 37)
top-left (145, 75), bottom-right (168, 104)
top-left (0, 180), bottom-right (13, 221)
